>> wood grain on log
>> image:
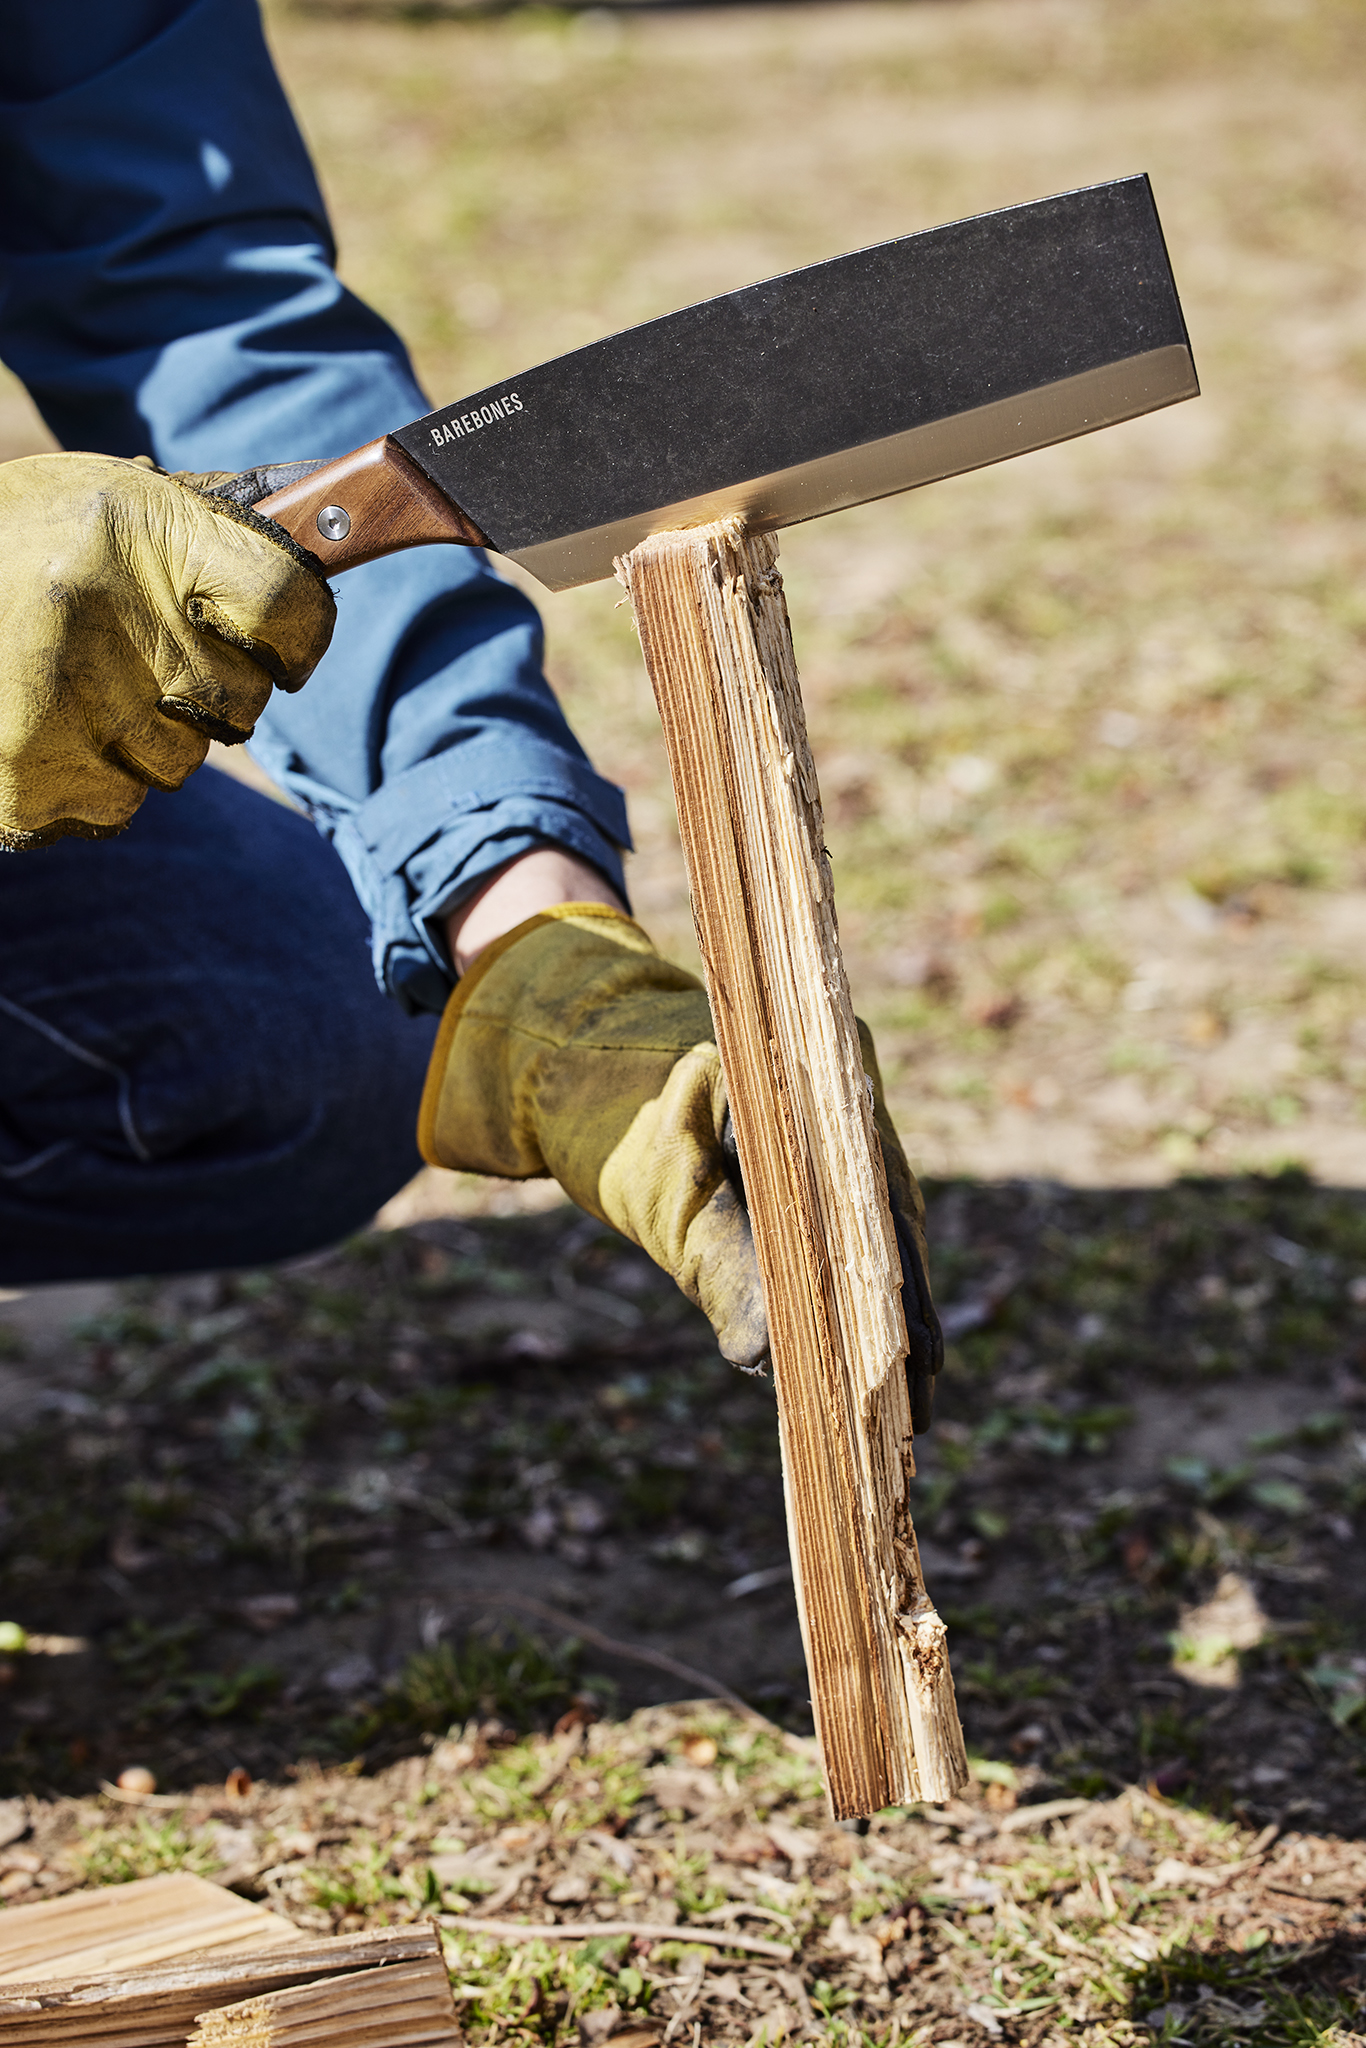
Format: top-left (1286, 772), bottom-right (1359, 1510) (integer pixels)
top-left (616, 518), bottom-right (967, 1818)
top-left (190, 1956), bottom-right (458, 2046)
top-left (0, 1875), bottom-right (302, 1989)
top-left (0, 1925), bottom-right (439, 2047)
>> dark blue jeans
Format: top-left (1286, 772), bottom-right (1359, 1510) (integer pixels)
top-left (0, 771), bottom-right (438, 1283)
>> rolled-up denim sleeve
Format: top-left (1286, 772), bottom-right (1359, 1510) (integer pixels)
top-left (0, 0), bottom-right (631, 1014)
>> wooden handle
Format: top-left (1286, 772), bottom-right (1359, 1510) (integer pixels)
top-left (251, 436), bottom-right (488, 572)
top-left (618, 519), bottom-right (967, 1819)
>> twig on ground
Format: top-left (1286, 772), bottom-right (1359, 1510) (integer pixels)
top-left (996, 1798), bottom-right (1092, 1833)
top-left (438, 1916), bottom-right (794, 1960)
top-left (97, 1781), bottom-right (188, 1809)
top-left (444, 1592), bottom-right (771, 1726)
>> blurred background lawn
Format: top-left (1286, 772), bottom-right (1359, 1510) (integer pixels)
top-left (7, 0), bottom-right (1364, 1189)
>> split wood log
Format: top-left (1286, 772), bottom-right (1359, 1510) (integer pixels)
top-left (616, 518), bottom-right (968, 1819)
top-left (190, 1956), bottom-right (458, 2047)
top-left (0, 1923), bottom-right (438, 2048)
top-left (0, 1874), bottom-right (303, 1988)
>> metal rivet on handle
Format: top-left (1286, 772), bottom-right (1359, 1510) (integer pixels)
top-left (317, 504), bottom-right (351, 541)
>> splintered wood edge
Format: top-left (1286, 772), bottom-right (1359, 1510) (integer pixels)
top-left (190, 1957), bottom-right (458, 2045)
top-left (0, 1925), bottom-right (444, 2016)
top-left (617, 519), bottom-right (967, 1815)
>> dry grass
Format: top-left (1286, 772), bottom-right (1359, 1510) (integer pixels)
top-left (3, 1181), bottom-right (1366, 2040)
top-left (264, 0), bottom-right (1366, 1188)
top-left (6, 1704), bottom-right (1365, 2045)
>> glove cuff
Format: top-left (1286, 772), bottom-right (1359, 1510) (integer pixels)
top-left (417, 901), bottom-right (668, 1171)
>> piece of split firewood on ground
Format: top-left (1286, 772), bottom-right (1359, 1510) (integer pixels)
top-left (0, 1919), bottom-right (440, 2048)
top-left (189, 1955), bottom-right (459, 2047)
top-left (0, 1871), bottom-right (303, 1989)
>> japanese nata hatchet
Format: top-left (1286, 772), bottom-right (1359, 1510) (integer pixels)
top-left (240, 175), bottom-right (1196, 583)
top-left (242, 176), bottom-right (1195, 1821)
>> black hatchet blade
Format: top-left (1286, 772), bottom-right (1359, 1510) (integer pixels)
top-left (245, 175), bottom-right (1196, 589)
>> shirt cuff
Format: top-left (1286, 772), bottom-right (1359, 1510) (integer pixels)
top-left (327, 738), bottom-right (632, 1014)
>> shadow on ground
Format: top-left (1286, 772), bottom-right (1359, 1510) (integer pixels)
top-left (1, 1172), bottom-right (1364, 1838)
top-left (1128, 1933), bottom-right (1366, 2045)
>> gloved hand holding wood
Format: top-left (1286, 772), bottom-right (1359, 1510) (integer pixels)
top-left (417, 903), bottom-right (943, 1424)
top-left (0, 453), bottom-right (335, 850)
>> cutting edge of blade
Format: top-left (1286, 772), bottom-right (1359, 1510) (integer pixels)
top-left (506, 343), bottom-right (1197, 592)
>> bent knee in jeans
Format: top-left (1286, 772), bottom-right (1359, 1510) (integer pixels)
top-left (0, 772), bottom-right (438, 1282)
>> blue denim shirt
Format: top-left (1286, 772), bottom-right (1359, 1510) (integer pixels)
top-left (0, 0), bottom-right (631, 1014)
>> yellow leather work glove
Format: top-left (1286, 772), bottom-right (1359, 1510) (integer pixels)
top-left (0, 452), bottom-right (335, 850)
top-left (418, 904), bottom-right (944, 1426)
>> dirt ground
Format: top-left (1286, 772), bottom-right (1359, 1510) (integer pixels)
top-left (3, 0), bottom-right (1366, 2041)
top-left (3, 1171), bottom-right (1366, 1811)
top-left (4, 1178), bottom-right (1366, 2042)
